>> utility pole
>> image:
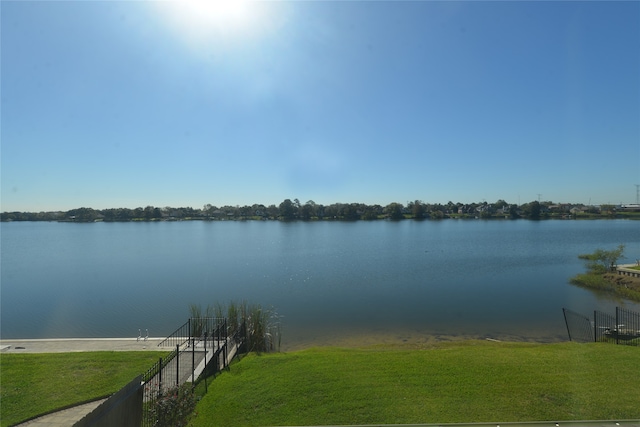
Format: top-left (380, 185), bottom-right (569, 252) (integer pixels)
top-left (636, 184), bottom-right (639, 205)
top-left (537, 194), bottom-right (542, 203)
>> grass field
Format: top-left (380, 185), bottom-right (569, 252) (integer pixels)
top-left (0, 351), bottom-right (166, 427)
top-left (190, 341), bottom-right (640, 426)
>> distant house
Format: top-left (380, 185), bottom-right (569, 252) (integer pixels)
top-left (569, 206), bottom-right (588, 215)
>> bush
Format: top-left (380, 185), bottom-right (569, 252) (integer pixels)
top-left (147, 384), bottom-right (197, 427)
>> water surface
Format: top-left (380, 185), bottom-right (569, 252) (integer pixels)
top-left (2, 219), bottom-right (639, 349)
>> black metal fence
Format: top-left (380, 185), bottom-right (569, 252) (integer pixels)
top-left (562, 308), bottom-right (593, 343)
top-left (564, 307), bottom-right (640, 346)
top-left (596, 307), bottom-right (640, 345)
top-left (140, 317), bottom-right (246, 427)
top-left (594, 310), bottom-right (616, 343)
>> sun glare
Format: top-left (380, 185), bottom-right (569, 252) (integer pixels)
top-left (158, 0), bottom-right (261, 44)
top-left (184, 0), bottom-right (250, 28)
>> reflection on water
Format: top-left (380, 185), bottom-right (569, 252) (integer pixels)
top-left (1, 219), bottom-right (639, 349)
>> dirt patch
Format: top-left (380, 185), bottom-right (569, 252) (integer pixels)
top-left (604, 273), bottom-right (640, 291)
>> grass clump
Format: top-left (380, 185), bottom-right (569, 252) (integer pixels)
top-left (0, 351), bottom-right (166, 427)
top-left (189, 341), bottom-right (640, 426)
top-left (571, 245), bottom-right (640, 302)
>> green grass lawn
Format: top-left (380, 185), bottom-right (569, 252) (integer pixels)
top-left (190, 341), bottom-right (640, 426)
top-left (0, 351), bottom-right (166, 427)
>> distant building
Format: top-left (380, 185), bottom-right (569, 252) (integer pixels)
top-left (619, 204), bottom-right (640, 211)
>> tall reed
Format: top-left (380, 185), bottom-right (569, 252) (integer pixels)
top-left (188, 301), bottom-right (281, 353)
top-left (188, 304), bottom-right (203, 337)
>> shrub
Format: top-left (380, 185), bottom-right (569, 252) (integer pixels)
top-left (147, 384), bottom-right (197, 427)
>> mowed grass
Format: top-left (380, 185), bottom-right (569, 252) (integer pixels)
top-left (191, 341), bottom-right (640, 426)
top-left (0, 351), bottom-right (166, 427)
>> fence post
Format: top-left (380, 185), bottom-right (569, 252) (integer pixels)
top-left (158, 357), bottom-right (163, 396)
top-left (562, 308), bottom-right (572, 341)
top-left (192, 334), bottom-right (195, 384)
top-left (224, 319), bottom-right (228, 370)
top-left (616, 307), bottom-right (620, 345)
top-left (176, 344), bottom-right (180, 386)
top-left (204, 331), bottom-right (208, 393)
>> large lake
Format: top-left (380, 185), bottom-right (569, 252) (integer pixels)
top-left (2, 220), bottom-right (639, 349)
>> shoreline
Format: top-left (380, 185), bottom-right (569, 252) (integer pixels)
top-left (2, 331), bottom-right (568, 354)
top-left (281, 331), bottom-right (567, 352)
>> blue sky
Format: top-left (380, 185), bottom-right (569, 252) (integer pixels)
top-left (2, 1), bottom-right (639, 212)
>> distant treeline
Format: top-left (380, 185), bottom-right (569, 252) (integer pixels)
top-left (2, 199), bottom-right (638, 222)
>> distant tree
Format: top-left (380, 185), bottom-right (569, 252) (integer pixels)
top-left (411, 200), bottom-right (426, 219)
top-left (509, 204), bottom-right (520, 219)
top-left (239, 205), bottom-right (252, 218)
top-left (445, 201), bottom-right (456, 214)
top-left (430, 203), bottom-right (445, 219)
top-left (266, 204), bottom-right (279, 219)
top-left (385, 203), bottom-right (404, 220)
top-left (324, 204), bottom-right (339, 219)
top-left (341, 203), bottom-right (360, 221)
top-left (67, 207), bottom-right (99, 222)
top-left (203, 204), bottom-right (217, 217)
top-left (494, 199), bottom-right (509, 210)
top-left (361, 207), bottom-right (378, 220)
top-left (279, 199), bottom-right (296, 220)
top-left (523, 201), bottom-right (541, 219)
top-left (299, 203), bottom-right (313, 221)
top-left (144, 206), bottom-right (156, 220)
top-left (578, 244), bottom-right (625, 273)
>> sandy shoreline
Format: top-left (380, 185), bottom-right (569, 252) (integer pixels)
top-left (281, 332), bottom-right (566, 352)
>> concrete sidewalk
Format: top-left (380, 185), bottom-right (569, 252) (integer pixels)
top-left (0, 337), bottom-right (169, 353)
top-left (13, 399), bottom-right (108, 427)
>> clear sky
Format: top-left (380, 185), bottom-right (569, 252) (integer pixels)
top-left (2, 0), bottom-right (639, 212)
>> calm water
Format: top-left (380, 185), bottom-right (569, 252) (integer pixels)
top-left (2, 220), bottom-right (639, 349)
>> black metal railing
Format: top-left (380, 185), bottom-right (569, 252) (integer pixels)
top-left (562, 308), bottom-right (593, 343)
top-left (141, 318), bottom-right (247, 427)
top-left (157, 317), bottom-right (229, 348)
top-left (605, 307), bottom-right (640, 345)
top-left (156, 319), bottom-right (191, 348)
top-left (594, 310), bottom-right (616, 343)
top-left (564, 307), bottom-right (639, 346)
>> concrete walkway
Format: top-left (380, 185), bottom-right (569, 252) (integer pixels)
top-left (13, 399), bottom-right (108, 427)
top-left (616, 263), bottom-right (640, 278)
